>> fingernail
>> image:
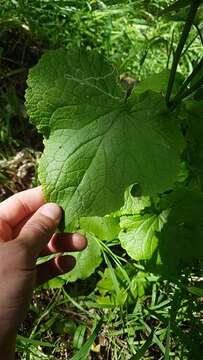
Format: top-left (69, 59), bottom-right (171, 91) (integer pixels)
top-left (40, 203), bottom-right (62, 224)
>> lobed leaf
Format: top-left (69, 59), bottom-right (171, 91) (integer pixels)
top-left (25, 49), bottom-right (184, 227)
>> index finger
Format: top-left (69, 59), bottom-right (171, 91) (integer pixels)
top-left (0, 186), bottom-right (45, 227)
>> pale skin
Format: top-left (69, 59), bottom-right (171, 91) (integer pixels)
top-left (0, 186), bottom-right (87, 359)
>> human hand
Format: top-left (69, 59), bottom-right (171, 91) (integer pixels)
top-left (0, 186), bottom-right (87, 359)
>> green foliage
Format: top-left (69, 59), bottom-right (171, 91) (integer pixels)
top-left (1, 0), bottom-right (201, 78)
top-left (97, 267), bottom-right (149, 305)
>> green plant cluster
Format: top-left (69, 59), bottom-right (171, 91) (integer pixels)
top-left (1, 0), bottom-right (203, 358)
top-left (23, 1), bottom-right (203, 358)
top-left (25, 19), bottom-right (203, 281)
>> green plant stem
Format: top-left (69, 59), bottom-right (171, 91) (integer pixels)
top-left (194, 24), bottom-right (203, 45)
top-left (180, 75), bottom-right (203, 100)
top-left (166, 0), bottom-right (201, 106)
top-left (170, 57), bottom-right (203, 108)
top-left (166, 28), bottom-right (175, 69)
top-left (181, 32), bottom-right (199, 57)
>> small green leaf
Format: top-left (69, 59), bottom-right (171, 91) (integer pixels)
top-left (119, 211), bottom-right (168, 261)
top-left (114, 185), bottom-right (151, 216)
top-left (133, 69), bottom-right (183, 96)
top-left (61, 233), bottom-right (102, 282)
top-left (43, 277), bottom-right (65, 289)
top-left (130, 272), bottom-right (148, 299)
top-left (97, 268), bottom-right (114, 295)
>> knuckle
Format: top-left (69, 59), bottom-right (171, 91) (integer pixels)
top-left (0, 216), bottom-right (12, 240)
top-left (30, 215), bottom-right (56, 236)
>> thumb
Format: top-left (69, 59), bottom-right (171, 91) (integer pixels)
top-left (16, 203), bottom-right (62, 260)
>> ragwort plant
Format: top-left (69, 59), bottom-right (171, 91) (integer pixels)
top-left (23, 0), bottom-right (203, 358)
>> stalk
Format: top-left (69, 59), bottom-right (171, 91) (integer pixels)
top-left (194, 24), bottom-right (203, 45)
top-left (165, 0), bottom-right (201, 107)
top-left (170, 57), bottom-right (203, 108)
top-left (179, 75), bottom-right (203, 100)
top-left (166, 28), bottom-right (175, 69)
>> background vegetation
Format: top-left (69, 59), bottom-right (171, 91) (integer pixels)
top-left (0, 0), bottom-right (203, 359)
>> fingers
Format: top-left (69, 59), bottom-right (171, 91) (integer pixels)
top-left (12, 214), bottom-right (33, 239)
top-left (40, 233), bottom-right (87, 256)
top-left (0, 187), bottom-right (45, 228)
top-left (36, 255), bottom-right (76, 286)
top-left (0, 217), bottom-right (13, 242)
top-left (16, 203), bottom-right (62, 262)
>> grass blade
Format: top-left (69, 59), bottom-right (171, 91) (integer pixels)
top-left (16, 335), bottom-right (54, 347)
top-left (164, 320), bottom-right (171, 360)
top-left (130, 331), bottom-right (154, 360)
top-left (188, 286), bottom-right (203, 296)
top-left (70, 319), bottom-right (103, 360)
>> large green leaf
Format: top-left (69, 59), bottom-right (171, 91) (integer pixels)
top-left (25, 49), bottom-right (184, 226)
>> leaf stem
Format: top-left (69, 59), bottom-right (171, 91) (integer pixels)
top-left (170, 57), bottom-right (203, 108)
top-left (181, 32), bottom-right (199, 57)
top-left (194, 24), bottom-right (203, 45)
top-left (179, 74), bottom-right (203, 100)
top-left (166, 28), bottom-right (175, 69)
top-left (165, 0), bottom-right (201, 107)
